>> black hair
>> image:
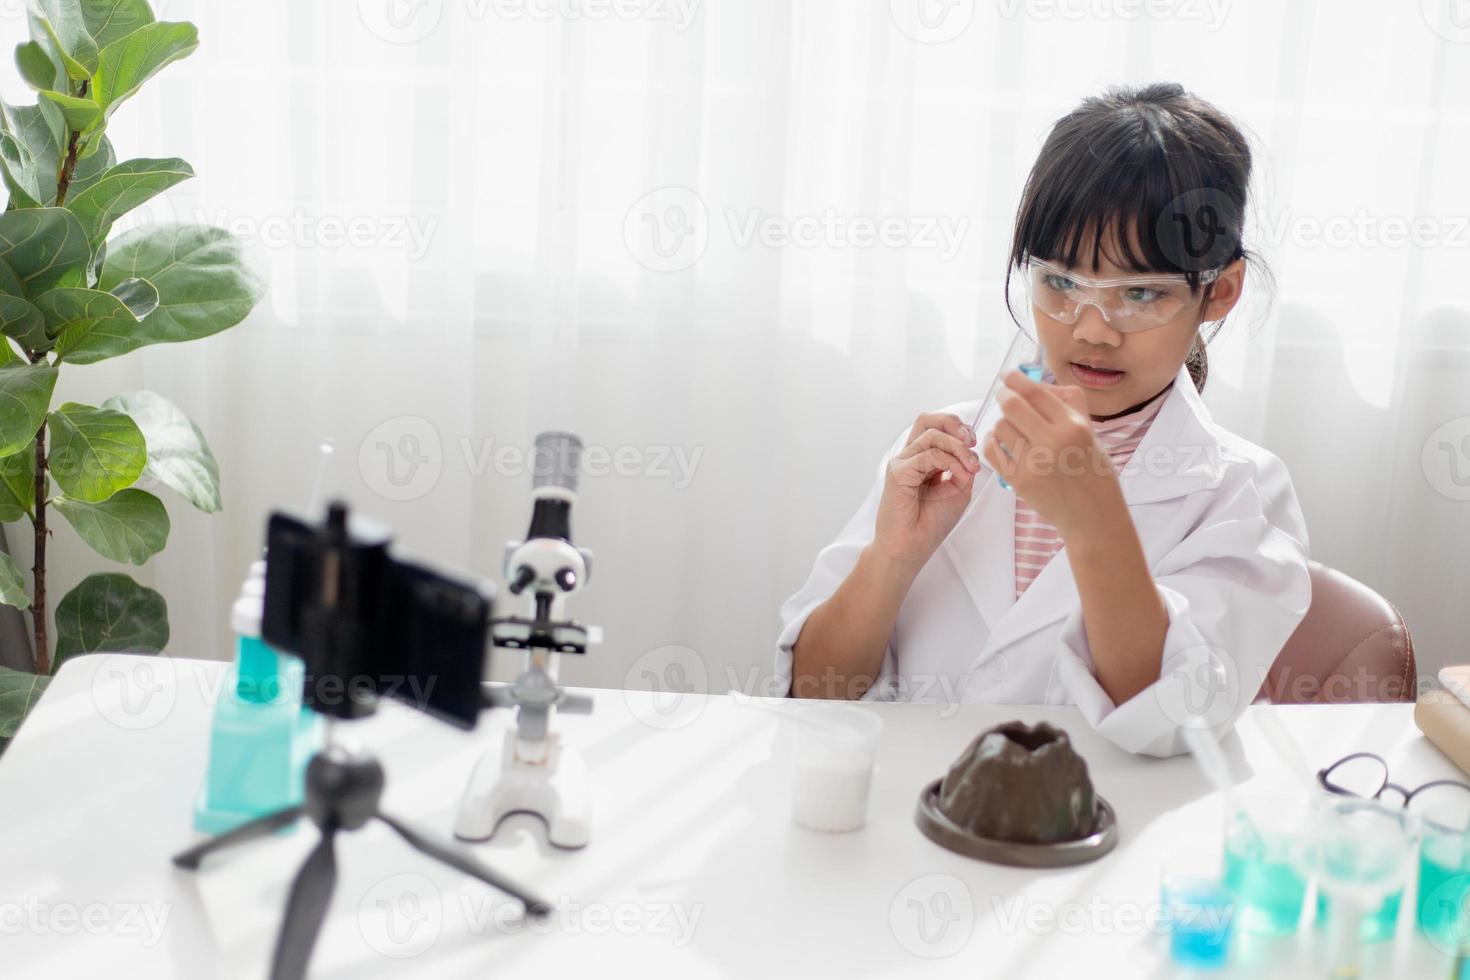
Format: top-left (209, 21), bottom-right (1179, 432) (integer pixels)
top-left (1005, 82), bottom-right (1267, 393)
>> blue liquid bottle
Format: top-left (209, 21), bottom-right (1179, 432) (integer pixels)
top-left (192, 560), bottom-right (321, 833)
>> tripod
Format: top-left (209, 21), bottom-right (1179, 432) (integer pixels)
top-left (173, 742), bottom-right (550, 980)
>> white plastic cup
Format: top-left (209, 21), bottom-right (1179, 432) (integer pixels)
top-left (789, 703), bottom-right (884, 832)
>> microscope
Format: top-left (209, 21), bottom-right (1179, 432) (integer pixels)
top-left (455, 431), bottom-right (602, 848)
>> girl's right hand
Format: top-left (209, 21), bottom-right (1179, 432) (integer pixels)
top-left (873, 412), bottom-right (984, 570)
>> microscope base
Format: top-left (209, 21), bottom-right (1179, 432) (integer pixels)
top-left (454, 730), bottom-right (591, 848)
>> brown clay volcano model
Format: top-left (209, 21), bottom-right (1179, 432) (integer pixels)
top-left (914, 720), bottom-right (1118, 867)
top-left (937, 721), bottom-right (1097, 843)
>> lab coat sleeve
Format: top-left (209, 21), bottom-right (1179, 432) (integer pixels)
top-left (774, 425), bottom-right (912, 701)
top-left (1054, 451), bottom-right (1311, 758)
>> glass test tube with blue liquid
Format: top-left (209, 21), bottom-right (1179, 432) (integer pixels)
top-left (971, 331), bottom-right (1052, 491)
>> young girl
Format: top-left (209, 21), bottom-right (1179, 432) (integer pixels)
top-left (775, 83), bottom-right (1311, 758)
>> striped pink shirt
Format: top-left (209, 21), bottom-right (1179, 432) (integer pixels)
top-left (1014, 385), bottom-right (1171, 598)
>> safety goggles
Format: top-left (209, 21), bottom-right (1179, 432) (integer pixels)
top-left (1022, 258), bottom-right (1220, 333)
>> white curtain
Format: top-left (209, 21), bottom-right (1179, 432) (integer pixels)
top-left (3, 0), bottom-right (1467, 691)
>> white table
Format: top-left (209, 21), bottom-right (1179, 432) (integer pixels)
top-left (0, 654), bottom-right (1463, 979)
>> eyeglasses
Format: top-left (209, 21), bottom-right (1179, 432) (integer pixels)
top-left (1318, 752), bottom-right (1470, 812)
top-left (1022, 258), bottom-right (1220, 334)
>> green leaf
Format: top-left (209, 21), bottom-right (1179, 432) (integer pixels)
top-left (29, 9), bottom-right (95, 81)
top-left (90, 239), bottom-right (107, 288)
top-left (15, 41), bottom-right (61, 92)
top-left (0, 666), bottom-right (50, 739)
top-left (54, 573), bottom-right (168, 667)
top-left (54, 488), bottom-right (169, 565)
top-left (0, 293), bottom-right (47, 351)
top-left (37, 90), bottom-right (102, 134)
top-left (0, 552), bottom-right (28, 609)
top-left (94, 224), bottom-right (264, 354)
top-left (108, 276), bottom-right (158, 318)
top-left (102, 390), bottom-right (220, 512)
top-left (77, 1), bottom-right (158, 51)
top-left (47, 286), bottom-right (157, 363)
top-left (0, 208), bottom-right (91, 296)
top-left (0, 441), bottom-right (36, 521)
top-left (0, 363), bottom-right (58, 457)
top-left (47, 401), bottom-right (145, 502)
top-left (92, 22), bottom-right (199, 118)
top-left (35, 287), bottom-right (144, 363)
top-left (64, 157), bottom-right (192, 249)
top-left (30, 1), bottom-right (157, 79)
top-left (0, 100), bottom-right (64, 208)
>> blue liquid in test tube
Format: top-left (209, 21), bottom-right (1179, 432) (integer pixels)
top-left (996, 362), bottom-right (1045, 491)
top-left (1163, 878), bottom-right (1234, 970)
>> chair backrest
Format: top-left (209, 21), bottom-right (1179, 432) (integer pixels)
top-left (1257, 561), bottom-right (1416, 704)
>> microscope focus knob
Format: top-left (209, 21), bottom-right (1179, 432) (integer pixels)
top-left (554, 568), bottom-right (577, 592)
top-left (509, 565), bottom-right (536, 595)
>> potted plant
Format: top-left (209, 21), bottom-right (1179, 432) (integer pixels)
top-left (0, 0), bottom-right (262, 748)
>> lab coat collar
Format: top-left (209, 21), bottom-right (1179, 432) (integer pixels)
top-left (939, 363), bottom-right (1228, 660)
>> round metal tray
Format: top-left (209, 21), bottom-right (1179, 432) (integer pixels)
top-left (913, 778), bottom-right (1118, 867)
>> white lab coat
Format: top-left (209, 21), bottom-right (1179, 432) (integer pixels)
top-left (775, 363), bottom-right (1311, 758)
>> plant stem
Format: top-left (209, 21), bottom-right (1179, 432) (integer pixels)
top-left (53, 82), bottom-right (86, 208)
top-left (32, 101), bottom-right (86, 674)
top-left (54, 130), bottom-right (80, 208)
top-left (31, 421), bottom-right (47, 675)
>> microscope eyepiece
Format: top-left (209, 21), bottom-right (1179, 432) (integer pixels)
top-left (531, 432), bottom-right (582, 495)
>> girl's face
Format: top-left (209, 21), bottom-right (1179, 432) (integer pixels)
top-left (1030, 240), bottom-right (1245, 419)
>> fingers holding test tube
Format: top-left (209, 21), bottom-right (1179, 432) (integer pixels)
top-left (982, 367), bottom-right (1119, 537)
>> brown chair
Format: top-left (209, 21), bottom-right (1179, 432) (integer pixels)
top-left (1257, 561), bottom-right (1416, 705)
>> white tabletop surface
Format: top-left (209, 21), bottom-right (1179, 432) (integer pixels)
top-left (0, 653), bottom-right (1464, 979)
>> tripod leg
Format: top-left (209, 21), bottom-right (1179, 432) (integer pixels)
top-left (269, 831), bottom-right (338, 980)
top-left (376, 813), bottom-right (552, 917)
top-left (172, 806), bottom-right (305, 870)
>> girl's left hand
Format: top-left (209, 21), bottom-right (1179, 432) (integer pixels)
top-left (981, 369), bottom-right (1126, 538)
